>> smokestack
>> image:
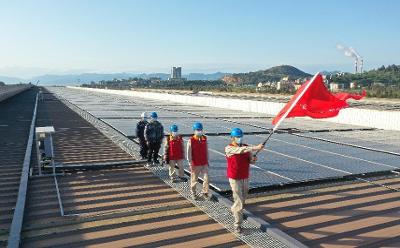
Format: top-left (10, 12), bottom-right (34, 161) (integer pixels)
top-left (354, 60), bottom-right (358, 73)
top-left (336, 43), bottom-right (363, 74)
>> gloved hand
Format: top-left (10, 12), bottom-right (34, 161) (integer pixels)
top-left (253, 144), bottom-right (264, 151)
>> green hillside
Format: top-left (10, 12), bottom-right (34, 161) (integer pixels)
top-left (332, 65), bottom-right (400, 87)
top-left (224, 65), bottom-right (311, 85)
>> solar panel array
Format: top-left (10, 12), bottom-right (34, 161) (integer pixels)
top-left (49, 87), bottom-right (400, 191)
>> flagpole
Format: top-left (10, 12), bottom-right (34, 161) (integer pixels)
top-left (254, 72), bottom-right (320, 156)
top-left (272, 72), bottom-right (320, 132)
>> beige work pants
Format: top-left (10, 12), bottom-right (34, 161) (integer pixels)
top-left (169, 160), bottom-right (184, 179)
top-left (229, 178), bottom-right (249, 228)
top-left (190, 165), bottom-right (209, 195)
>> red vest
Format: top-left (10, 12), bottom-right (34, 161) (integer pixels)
top-left (190, 135), bottom-right (208, 166)
top-left (226, 144), bottom-right (251, 179)
top-left (168, 135), bottom-right (184, 160)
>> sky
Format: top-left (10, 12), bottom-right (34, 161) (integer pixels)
top-left (0, 0), bottom-right (399, 78)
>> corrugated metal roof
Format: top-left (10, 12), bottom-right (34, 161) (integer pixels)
top-left (0, 88), bottom-right (37, 247)
top-left (246, 177), bottom-right (400, 247)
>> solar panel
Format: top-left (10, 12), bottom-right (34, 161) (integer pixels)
top-left (49, 87), bottom-right (400, 191)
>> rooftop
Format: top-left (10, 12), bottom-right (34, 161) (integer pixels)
top-left (1, 86), bottom-right (399, 247)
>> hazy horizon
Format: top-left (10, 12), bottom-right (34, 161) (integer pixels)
top-left (0, 64), bottom-right (343, 81)
top-left (1, 0), bottom-right (399, 79)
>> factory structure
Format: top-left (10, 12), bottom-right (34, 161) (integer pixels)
top-left (354, 58), bottom-right (364, 74)
top-left (337, 43), bottom-right (364, 74)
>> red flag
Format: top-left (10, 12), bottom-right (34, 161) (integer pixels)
top-left (272, 73), bottom-right (366, 125)
top-left (334, 89), bottom-right (366, 101)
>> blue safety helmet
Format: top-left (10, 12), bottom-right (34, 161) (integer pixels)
top-left (192, 122), bottom-right (203, 131)
top-left (150, 112), bottom-right (158, 118)
top-left (230, 128), bottom-right (243, 137)
top-left (170, 124), bottom-right (178, 132)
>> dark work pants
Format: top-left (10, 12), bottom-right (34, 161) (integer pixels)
top-left (147, 141), bottom-right (161, 163)
top-left (139, 138), bottom-right (148, 159)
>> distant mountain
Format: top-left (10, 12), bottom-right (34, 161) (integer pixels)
top-left (186, 72), bottom-right (229, 80)
top-left (222, 65), bottom-right (311, 85)
top-left (132, 72), bottom-right (229, 81)
top-left (142, 73), bottom-right (170, 80)
top-left (1, 66), bottom-right (308, 86)
top-left (0, 76), bottom-right (24, 84)
top-left (263, 65), bottom-right (311, 78)
top-left (0, 72), bottom-right (229, 86)
top-left (30, 73), bottom-right (141, 86)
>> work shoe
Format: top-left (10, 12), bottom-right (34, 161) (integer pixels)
top-left (234, 226), bottom-right (242, 234)
top-left (192, 193), bottom-right (200, 201)
top-left (200, 192), bottom-right (211, 200)
top-left (178, 176), bottom-right (188, 182)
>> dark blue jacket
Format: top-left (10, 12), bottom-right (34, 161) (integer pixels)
top-left (144, 121), bottom-right (164, 143)
top-left (136, 120), bottom-right (148, 140)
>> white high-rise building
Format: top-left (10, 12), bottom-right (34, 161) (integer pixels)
top-left (171, 67), bottom-right (182, 79)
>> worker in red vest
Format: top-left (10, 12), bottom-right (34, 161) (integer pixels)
top-left (225, 128), bottom-right (264, 234)
top-left (163, 124), bottom-right (188, 183)
top-left (187, 122), bottom-right (210, 200)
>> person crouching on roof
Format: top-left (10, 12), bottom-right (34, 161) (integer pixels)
top-left (225, 128), bottom-right (264, 234)
top-left (163, 124), bottom-right (188, 183)
top-left (187, 122), bottom-right (210, 201)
